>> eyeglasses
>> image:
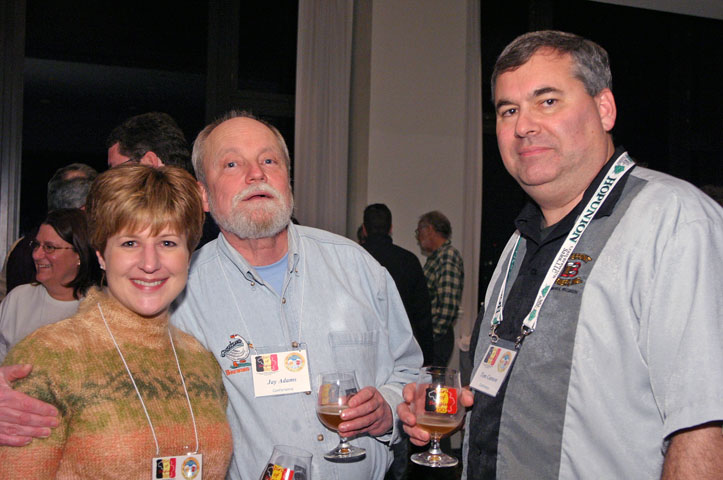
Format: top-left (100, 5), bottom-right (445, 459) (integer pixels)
top-left (414, 225), bottom-right (430, 237)
top-left (30, 240), bottom-right (74, 255)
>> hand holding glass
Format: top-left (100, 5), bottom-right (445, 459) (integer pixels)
top-left (410, 366), bottom-right (464, 468)
top-left (316, 372), bottom-right (366, 462)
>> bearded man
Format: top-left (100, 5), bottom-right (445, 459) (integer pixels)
top-left (0, 111), bottom-right (422, 480)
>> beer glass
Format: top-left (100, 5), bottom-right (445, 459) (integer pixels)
top-left (316, 371), bottom-right (366, 462)
top-left (258, 445), bottom-right (311, 480)
top-left (410, 366), bottom-right (464, 467)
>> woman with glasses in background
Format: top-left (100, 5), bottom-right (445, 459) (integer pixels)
top-left (0, 208), bottom-right (101, 361)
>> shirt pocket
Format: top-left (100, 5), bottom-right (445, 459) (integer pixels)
top-left (328, 330), bottom-right (379, 388)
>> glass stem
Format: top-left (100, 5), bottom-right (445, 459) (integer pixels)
top-left (338, 435), bottom-right (352, 453)
top-left (428, 434), bottom-right (443, 455)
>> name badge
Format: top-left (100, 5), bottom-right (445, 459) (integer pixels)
top-left (469, 339), bottom-right (517, 397)
top-left (252, 348), bottom-right (311, 397)
top-left (152, 453), bottom-right (202, 479)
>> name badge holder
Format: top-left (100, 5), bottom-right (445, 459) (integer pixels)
top-left (252, 343), bottom-right (312, 397)
top-left (152, 454), bottom-right (202, 480)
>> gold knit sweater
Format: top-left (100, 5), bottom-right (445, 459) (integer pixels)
top-left (0, 287), bottom-right (232, 479)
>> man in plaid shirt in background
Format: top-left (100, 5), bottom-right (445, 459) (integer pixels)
top-left (416, 211), bottom-right (464, 367)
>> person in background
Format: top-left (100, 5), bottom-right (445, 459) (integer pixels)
top-left (106, 111), bottom-right (220, 247)
top-left (106, 112), bottom-right (191, 171)
top-left (0, 209), bottom-right (101, 361)
top-left (363, 203), bottom-right (433, 364)
top-left (362, 203), bottom-right (433, 480)
top-left (0, 164), bottom-right (232, 478)
top-left (400, 30), bottom-right (723, 479)
top-left (0, 163), bottom-right (97, 300)
top-left (415, 211), bottom-right (464, 367)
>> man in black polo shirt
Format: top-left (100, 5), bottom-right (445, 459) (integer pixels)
top-left (398, 30), bottom-right (723, 479)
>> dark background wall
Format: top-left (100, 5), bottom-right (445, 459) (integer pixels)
top-left (20, 0), bottom-right (297, 234)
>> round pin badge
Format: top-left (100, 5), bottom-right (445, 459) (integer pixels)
top-left (285, 352), bottom-right (305, 372)
top-left (182, 456), bottom-right (200, 479)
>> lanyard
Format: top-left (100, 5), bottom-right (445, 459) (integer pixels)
top-left (490, 153), bottom-right (635, 347)
top-left (216, 235), bottom-right (306, 349)
top-left (98, 303), bottom-right (199, 456)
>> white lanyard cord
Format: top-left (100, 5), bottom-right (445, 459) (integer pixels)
top-left (98, 303), bottom-right (199, 456)
top-left (490, 153), bottom-right (635, 346)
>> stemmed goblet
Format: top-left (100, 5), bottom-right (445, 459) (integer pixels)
top-left (316, 371), bottom-right (366, 462)
top-left (410, 366), bottom-right (465, 468)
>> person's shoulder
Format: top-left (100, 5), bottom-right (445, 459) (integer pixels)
top-left (4, 313), bottom-right (86, 364)
top-left (630, 167), bottom-right (723, 222)
top-left (295, 224), bottom-right (359, 247)
top-left (295, 225), bottom-right (386, 269)
top-left (188, 238), bottom-right (221, 275)
top-left (390, 242), bottom-right (422, 265)
top-left (1, 284), bottom-right (47, 313)
top-left (170, 325), bottom-right (210, 352)
top-left (3, 282), bottom-right (36, 300)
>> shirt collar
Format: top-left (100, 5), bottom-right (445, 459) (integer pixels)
top-left (428, 239), bottom-right (452, 260)
top-left (515, 146), bottom-right (634, 245)
top-left (217, 221), bottom-right (298, 283)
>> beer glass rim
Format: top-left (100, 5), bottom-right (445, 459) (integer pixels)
top-left (271, 444), bottom-right (313, 459)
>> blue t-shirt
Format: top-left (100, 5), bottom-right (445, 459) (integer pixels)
top-left (253, 253), bottom-right (289, 294)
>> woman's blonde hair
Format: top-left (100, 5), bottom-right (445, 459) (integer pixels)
top-left (86, 164), bottom-right (204, 253)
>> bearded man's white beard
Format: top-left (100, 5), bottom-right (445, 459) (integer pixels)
top-left (209, 183), bottom-right (294, 240)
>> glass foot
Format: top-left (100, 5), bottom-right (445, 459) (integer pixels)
top-left (411, 450), bottom-right (458, 468)
top-left (324, 442), bottom-right (366, 463)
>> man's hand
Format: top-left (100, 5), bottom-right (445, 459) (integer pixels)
top-left (0, 364), bottom-right (59, 446)
top-left (397, 382), bottom-right (474, 446)
top-left (337, 386), bottom-right (393, 438)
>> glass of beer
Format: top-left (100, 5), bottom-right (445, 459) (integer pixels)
top-left (410, 366), bottom-right (465, 468)
top-left (316, 371), bottom-right (366, 462)
top-left (258, 445), bottom-right (311, 480)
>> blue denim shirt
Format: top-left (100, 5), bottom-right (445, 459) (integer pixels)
top-left (172, 223), bottom-right (423, 480)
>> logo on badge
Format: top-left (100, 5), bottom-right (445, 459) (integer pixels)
top-left (497, 352), bottom-right (512, 373)
top-left (483, 346), bottom-right (501, 367)
top-left (255, 354), bottom-right (279, 373)
top-left (155, 458), bottom-right (176, 478)
top-left (181, 457), bottom-right (200, 479)
top-left (285, 352), bottom-right (305, 372)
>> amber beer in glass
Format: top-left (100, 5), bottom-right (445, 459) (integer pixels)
top-left (411, 366), bottom-right (465, 468)
top-left (316, 372), bottom-right (366, 462)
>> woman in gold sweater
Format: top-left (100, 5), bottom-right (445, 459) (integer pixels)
top-left (0, 164), bottom-right (232, 479)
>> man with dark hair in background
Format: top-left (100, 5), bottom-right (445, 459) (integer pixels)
top-left (106, 111), bottom-right (192, 171)
top-left (0, 163), bottom-right (98, 300)
top-left (106, 111), bottom-right (219, 246)
top-left (415, 210), bottom-right (464, 367)
top-left (363, 203), bottom-right (433, 363)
